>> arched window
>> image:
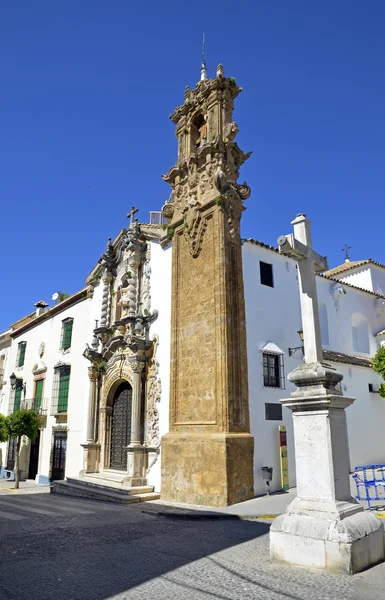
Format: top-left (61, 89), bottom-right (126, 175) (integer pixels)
top-left (319, 302), bottom-right (329, 346)
top-left (351, 313), bottom-right (370, 354)
top-left (191, 112), bottom-right (207, 150)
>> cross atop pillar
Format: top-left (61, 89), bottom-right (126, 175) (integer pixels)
top-left (278, 214), bottom-right (328, 364)
top-left (127, 206), bottom-right (139, 226)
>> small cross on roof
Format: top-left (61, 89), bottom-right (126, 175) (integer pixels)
top-left (127, 206), bottom-right (139, 226)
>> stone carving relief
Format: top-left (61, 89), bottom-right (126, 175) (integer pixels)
top-left (142, 245), bottom-right (152, 315)
top-left (145, 335), bottom-right (161, 452)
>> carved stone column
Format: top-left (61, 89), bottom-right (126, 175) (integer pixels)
top-left (130, 361), bottom-right (143, 445)
top-left (87, 368), bottom-right (98, 442)
top-left (125, 360), bottom-right (147, 487)
top-left (80, 368), bottom-right (101, 474)
top-left (100, 270), bottom-right (113, 327)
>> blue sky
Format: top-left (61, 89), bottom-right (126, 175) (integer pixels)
top-left (1, 1), bottom-right (384, 330)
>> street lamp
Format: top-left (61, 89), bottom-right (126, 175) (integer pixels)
top-left (288, 330), bottom-right (304, 357)
top-left (9, 372), bottom-right (26, 399)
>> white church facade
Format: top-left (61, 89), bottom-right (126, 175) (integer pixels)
top-left (1, 221), bottom-right (384, 497)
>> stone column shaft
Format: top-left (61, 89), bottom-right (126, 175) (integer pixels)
top-left (87, 370), bottom-right (98, 442)
top-left (130, 366), bottom-right (143, 445)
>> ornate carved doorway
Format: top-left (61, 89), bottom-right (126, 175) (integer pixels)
top-left (110, 382), bottom-right (132, 470)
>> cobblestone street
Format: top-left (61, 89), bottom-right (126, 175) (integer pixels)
top-left (0, 493), bottom-right (384, 599)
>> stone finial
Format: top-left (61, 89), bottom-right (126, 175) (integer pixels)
top-left (216, 64), bottom-right (224, 79)
top-left (184, 86), bottom-right (190, 103)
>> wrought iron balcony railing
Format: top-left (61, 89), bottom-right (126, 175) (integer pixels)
top-left (19, 397), bottom-right (49, 414)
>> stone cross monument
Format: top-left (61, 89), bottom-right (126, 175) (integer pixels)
top-left (270, 214), bottom-right (385, 573)
top-left (160, 65), bottom-right (254, 506)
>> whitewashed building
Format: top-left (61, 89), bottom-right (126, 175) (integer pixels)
top-left (243, 239), bottom-right (385, 495)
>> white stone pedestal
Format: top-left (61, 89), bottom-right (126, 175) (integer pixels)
top-left (124, 444), bottom-right (147, 487)
top-left (270, 362), bottom-right (385, 574)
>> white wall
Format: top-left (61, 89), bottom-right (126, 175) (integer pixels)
top-left (341, 266), bottom-right (373, 292)
top-left (243, 242), bottom-right (300, 496)
top-left (147, 241), bottom-right (172, 491)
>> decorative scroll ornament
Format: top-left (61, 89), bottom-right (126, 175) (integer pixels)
top-left (162, 203), bottom-right (174, 219)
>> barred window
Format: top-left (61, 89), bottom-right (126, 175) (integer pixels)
top-left (60, 319), bottom-right (73, 351)
top-left (263, 352), bottom-right (285, 389)
top-left (16, 341), bottom-right (27, 367)
top-left (51, 365), bottom-right (71, 414)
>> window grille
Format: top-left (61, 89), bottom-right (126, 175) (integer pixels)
top-left (51, 365), bottom-right (71, 414)
top-left (260, 261), bottom-right (274, 288)
top-left (16, 341), bottom-right (27, 367)
top-left (262, 352), bottom-right (285, 389)
top-left (60, 319), bottom-right (73, 351)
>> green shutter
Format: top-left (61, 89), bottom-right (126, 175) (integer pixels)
top-left (18, 342), bottom-right (26, 367)
top-left (34, 380), bottom-right (44, 412)
top-left (62, 320), bottom-right (73, 350)
top-left (58, 367), bottom-right (70, 412)
top-left (14, 381), bottom-right (23, 411)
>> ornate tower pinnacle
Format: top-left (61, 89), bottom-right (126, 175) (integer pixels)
top-left (161, 70), bottom-right (254, 507)
top-left (161, 67), bottom-right (251, 255)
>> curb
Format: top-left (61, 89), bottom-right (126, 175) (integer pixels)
top-left (141, 509), bottom-right (278, 521)
top-left (141, 510), bottom-right (385, 522)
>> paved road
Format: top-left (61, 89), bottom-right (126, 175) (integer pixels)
top-left (0, 493), bottom-right (384, 600)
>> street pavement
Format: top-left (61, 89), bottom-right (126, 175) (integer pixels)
top-left (0, 493), bottom-right (384, 599)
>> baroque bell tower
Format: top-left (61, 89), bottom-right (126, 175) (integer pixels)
top-left (160, 64), bottom-right (254, 506)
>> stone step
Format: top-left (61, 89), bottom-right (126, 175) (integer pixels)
top-left (86, 471), bottom-right (127, 484)
top-left (51, 477), bottom-right (160, 504)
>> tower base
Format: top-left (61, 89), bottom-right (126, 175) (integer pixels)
top-left (161, 432), bottom-right (254, 507)
top-left (270, 499), bottom-right (385, 574)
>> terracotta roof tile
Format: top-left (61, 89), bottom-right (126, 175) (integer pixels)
top-left (324, 259), bottom-right (385, 278)
top-left (323, 350), bottom-right (372, 368)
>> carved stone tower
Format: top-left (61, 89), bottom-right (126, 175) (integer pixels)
top-left (160, 65), bottom-right (254, 506)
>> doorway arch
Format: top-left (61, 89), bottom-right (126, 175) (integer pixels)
top-left (109, 381), bottom-right (132, 470)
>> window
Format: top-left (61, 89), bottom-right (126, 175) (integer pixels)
top-left (260, 261), bottom-right (274, 287)
top-left (351, 313), bottom-right (370, 354)
top-left (263, 352), bottom-right (284, 388)
top-left (14, 379), bottom-right (23, 411)
top-left (51, 365), bottom-right (71, 414)
top-left (149, 211), bottom-right (166, 226)
top-left (16, 341), bottom-right (27, 367)
top-left (34, 379), bottom-right (44, 412)
top-left (60, 319), bottom-right (73, 351)
top-left (265, 403), bottom-right (283, 421)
